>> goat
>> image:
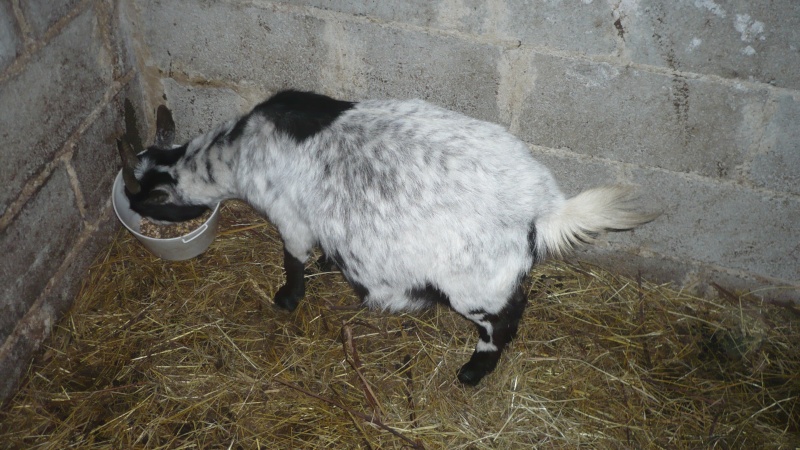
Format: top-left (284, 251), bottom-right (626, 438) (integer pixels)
top-left (118, 90), bottom-right (656, 385)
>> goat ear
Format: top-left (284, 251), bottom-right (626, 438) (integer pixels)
top-left (117, 139), bottom-right (141, 195)
top-left (155, 105), bottom-right (176, 149)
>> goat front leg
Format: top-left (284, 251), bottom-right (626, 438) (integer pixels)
top-left (269, 211), bottom-right (314, 311)
top-left (274, 246), bottom-right (306, 311)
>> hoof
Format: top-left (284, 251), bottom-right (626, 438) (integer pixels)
top-left (457, 366), bottom-right (485, 386)
top-left (457, 351), bottom-right (500, 386)
top-left (274, 284), bottom-right (304, 311)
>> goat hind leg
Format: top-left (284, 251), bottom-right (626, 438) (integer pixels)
top-left (456, 285), bottom-right (528, 385)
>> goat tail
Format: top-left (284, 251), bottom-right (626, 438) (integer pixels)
top-left (535, 185), bottom-right (659, 259)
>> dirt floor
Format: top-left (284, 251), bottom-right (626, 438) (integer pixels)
top-left (1, 201), bottom-right (798, 449)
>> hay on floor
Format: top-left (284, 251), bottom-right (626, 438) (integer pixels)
top-left (1, 201), bottom-right (798, 449)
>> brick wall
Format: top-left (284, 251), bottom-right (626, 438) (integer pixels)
top-left (0, 0), bottom-right (146, 401)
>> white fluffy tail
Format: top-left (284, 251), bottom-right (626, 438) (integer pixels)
top-left (535, 185), bottom-right (658, 259)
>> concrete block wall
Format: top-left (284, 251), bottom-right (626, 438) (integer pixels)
top-left (1, 0), bottom-right (797, 403)
top-left (0, 0), bottom-right (147, 401)
top-left (129, 0), bottom-right (799, 300)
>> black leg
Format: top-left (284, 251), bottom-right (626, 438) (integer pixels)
top-left (457, 284), bottom-right (528, 385)
top-left (274, 247), bottom-right (306, 311)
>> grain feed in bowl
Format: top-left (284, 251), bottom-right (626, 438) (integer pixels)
top-left (139, 210), bottom-right (213, 239)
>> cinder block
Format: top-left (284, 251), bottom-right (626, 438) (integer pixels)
top-left (749, 94), bottom-right (800, 195)
top-left (283, 0), bottom-right (443, 28)
top-left (490, 0), bottom-right (617, 55)
top-left (620, 0), bottom-right (800, 89)
top-left (19, 0), bottom-right (82, 39)
top-left (630, 168), bottom-right (800, 283)
top-left (528, 147), bottom-right (621, 197)
top-left (0, 9), bottom-right (112, 215)
top-left (0, 167), bottom-right (83, 344)
top-left (288, 0), bottom-right (617, 55)
top-left (331, 20), bottom-right (503, 123)
top-left (0, 1), bottom-right (21, 72)
top-left (162, 78), bottom-right (250, 141)
top-left (108, 1), bottom-right (139, 77)
top-left (137, 0), bottom-right (329, 92)
top-left (514, 52), bottom-right (769, 179)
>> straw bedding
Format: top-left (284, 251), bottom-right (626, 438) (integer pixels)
top-left (1, 201), bottom-right (798, 449)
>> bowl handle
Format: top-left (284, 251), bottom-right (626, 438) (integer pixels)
top-left (181, 224), bottom-right (209, 244)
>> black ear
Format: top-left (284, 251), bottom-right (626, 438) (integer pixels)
top-left (155, 105), bottom-right (176, 149)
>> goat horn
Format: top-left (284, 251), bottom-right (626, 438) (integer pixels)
top-left (117, 139), bottom-right (141, 195)
top-left (123, 98), bottom-right (144, 154)
top-left (155, 105), bottom-right (176, 149)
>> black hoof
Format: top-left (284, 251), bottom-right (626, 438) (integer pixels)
top-left (274, 284), bottom-right (304, 311)
top-left (457, 366), bottom-right (485, 386)
top-left (456, 353), bottom-right (499, 386)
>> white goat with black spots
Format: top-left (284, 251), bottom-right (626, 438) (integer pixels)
top-left (119, 90), bottom-right (656, 385)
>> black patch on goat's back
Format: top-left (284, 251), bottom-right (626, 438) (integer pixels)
top-left (407, 282), bottom-right (451, 307)
top-left (252, 90), bottom-right (355, 142)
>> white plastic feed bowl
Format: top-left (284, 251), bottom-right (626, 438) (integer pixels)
top-left (111, 170), bottom-right (221, 261)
